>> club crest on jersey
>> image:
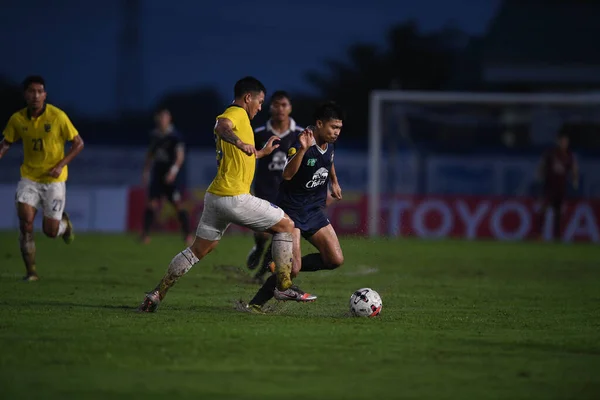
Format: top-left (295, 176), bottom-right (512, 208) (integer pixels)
top-left (44, 123), bottom-right (51, 132)
top-left (288, 147), bottom-right (297, 157)
top-left (307, 158), bottom-right (317, 166)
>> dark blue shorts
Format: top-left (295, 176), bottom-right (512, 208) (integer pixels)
top-left (149, 178), bottom-right (181, 203)
top-left (285, 208), bottom-right (330, 239)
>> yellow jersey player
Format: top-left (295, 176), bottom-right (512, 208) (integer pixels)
top-left (138, 77), bottom-right (313, 313)
top-left (0, 76), bottom-right (85, 281)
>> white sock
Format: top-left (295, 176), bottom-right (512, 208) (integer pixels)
top-left (167, 248), bottom-right (200, 278)
top-left (272, 232), bottom-right (293, 288)
top-left (158, 248), bottom-right (200, 297)
top-left (57, 220), bottom-right (67, 236)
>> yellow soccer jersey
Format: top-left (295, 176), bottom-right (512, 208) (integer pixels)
top-left (207, 105), bottom-right (256, 196)
top-left (2, 104), bottom-right (79, 183)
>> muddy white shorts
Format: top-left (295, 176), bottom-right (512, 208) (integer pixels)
top-left (15, 178), bottom-right (66, 221)
top-left (196, 192), bottom-right (284, 241)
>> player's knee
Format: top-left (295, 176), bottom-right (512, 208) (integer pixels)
top-left (255, 231), bottom-right (270, 244)
top-left (43, 225), bottom-right (59, 238)
top-left (281, 216), bottom-right (295, 232)
top-left (19, 219), bottom-right (34, 234)
top-left (327, 253), bottom-right (344, 269)
top-left (190, 239), bottom-right (218, 259)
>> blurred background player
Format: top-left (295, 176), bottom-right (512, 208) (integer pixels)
top-left (536, 131), bottom-right (579, 241)
top-left (141, 108), bottom-right (192, 245)
top-left (0, 75), bottom-right (84, 281)
top-left (138, 77), bottom-right (297, 313)
top-left (244, 102), bottom-right (344, 310)
top-left (247, 91), bottom-right (304, 283)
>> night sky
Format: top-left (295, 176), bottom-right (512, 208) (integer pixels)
top-left (1, 0), bottom-right (500, 116)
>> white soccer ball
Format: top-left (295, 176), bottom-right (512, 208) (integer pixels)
top-left (349, 288), bottom-right (382, 317)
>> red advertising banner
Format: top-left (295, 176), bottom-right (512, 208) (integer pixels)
top-left (127, 188), bottom-right (600, 243)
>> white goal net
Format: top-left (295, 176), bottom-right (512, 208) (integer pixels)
top-left (367, 90), bottom-right (600, 237)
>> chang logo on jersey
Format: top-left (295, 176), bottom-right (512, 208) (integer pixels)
top-left (306, 167), bottom-right (329, 189)
top-left (268, 151), bottom-right (287, 171)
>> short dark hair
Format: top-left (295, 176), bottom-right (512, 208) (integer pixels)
top-left (313, 101), bottom-right (345, 122)
top-left (154, 106), bottom-right (170, 115)
top-left (270, 90), bottom-right (291, 103)
top-left (23, 75), bottom-right (46, 91)
top-left (234, 76), bottom-right (266, 99)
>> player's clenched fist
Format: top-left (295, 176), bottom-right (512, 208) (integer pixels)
top-left (298, 126), bottom-right (315, 150)
top-left (235, 140), bottom-right (256, 156)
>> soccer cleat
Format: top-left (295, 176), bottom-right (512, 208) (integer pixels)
top-left (274, 286), bottom-right (317, 302)
top-left (62, 212), bottom-right (75, 244)
top-left (22, 273), bottom-right (39, 282)
top-left (137, 290), bottom-right (161, 312)
top-left (246, 245), bottom-right (262, 270)
top-left (235, 300), bottom-right (265, 314)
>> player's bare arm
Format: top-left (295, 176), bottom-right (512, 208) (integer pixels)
top-left (256, 135), bottom-right (280, 159)
top-left (215, 118), bottom-right (256, 156)
top-left (0, 138), bottom-right (12, 159)
top-left (48, 135), bottom-right (84, 178)
top-left (330, 162), bottom-right (342, 200)
top-left (165, 144), bottom-right (185, 184)
top-left (282, 129), bottom-right (313, 180)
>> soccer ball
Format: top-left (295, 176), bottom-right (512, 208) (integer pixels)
top-left (349, 288), bottom-right (382, 317)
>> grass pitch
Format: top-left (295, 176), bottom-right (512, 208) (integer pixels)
top-left (0, 232), bottom-right (599, 399)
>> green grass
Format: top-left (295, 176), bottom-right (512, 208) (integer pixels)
top-left (0, 232), bottom-right (599, 399)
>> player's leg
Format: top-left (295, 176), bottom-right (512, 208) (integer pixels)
top-left (248, 227), bottom-right (303, 307)
top-left (138, 192), bottom-right (229, 312)
top-left (166, 185), bottom-right (192, 245)
top-left (142, 179), bottom-right (162, 243)
top-left (17, 203), bottom-right (38, 281)
top-left (226, 194), bottom-right (295, 291)
top-left (15, 179), bottom-right (42, 280)
top-left (41, 182), bottom-right (71, 241)
top-left (303, 224), bottom-right (344, 271)
top-left (262, 214), bottom-right (295, 291)
top-left (252, 238), bottom-right (273, 284)
top-left (551, 196), bottom-right (563, 241)
top-left (536, 194), bottom-right (550, 239)
top-left (247, 231), bottom-right (270, 271)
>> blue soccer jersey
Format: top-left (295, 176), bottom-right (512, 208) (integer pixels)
top-left (277, 138), bottom-right (334, 237)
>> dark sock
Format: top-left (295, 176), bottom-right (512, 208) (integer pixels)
top-left (254, 242), bottom-right (273, 279)
top-left (177, 210), bottom-right (190, 237)
top-left (249, 274), bottom-right (276, 306)
top-left (143, 208), bottom-right (154, 236)
top-left (300, 253), bottom-right (337, 272)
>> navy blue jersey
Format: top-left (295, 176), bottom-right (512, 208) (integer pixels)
top-left (277, 139), bottom-right (335, 214)
top-left (148, 128), bottom-right (185, 177)
top-left (253, 118), bottom-right (303, 202)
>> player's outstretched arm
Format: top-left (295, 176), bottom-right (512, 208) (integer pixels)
top-left (215, 118), bottom-right (255, 156)
top-left (282, 129), bottom-right (313, 180)
top-left (330, 162), bottom-right (342, 200)
top-left (256, 136), bottom-right (280, 159)
top-left (165, 143), bottom-right (185, 184)
top-left (0, 139), bottom-right (12, 159)
top-left (48, 135), bottom-right (84, 178)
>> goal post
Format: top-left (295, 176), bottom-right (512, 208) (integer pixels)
top-left (367, 90), bottom-right (600, 237)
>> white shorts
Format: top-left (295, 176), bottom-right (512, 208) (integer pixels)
top-left (15, 178), bottom-right (66, 221)
top-left (196, 192), bottom-right (284, 241)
